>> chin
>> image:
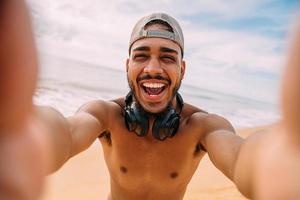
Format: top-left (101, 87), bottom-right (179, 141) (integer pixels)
top-left (138, 97), bottom-right (172, 115)
top-left (144, 105), bottom-right (167, 115)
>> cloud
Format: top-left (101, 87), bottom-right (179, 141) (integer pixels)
top-left (26, 0), bottom-right (297, 103)
top-left (112, 0), bottom-right (272, 19)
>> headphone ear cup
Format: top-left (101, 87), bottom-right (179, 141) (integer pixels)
top-left (166, 112), bottom-right (180, 137)
top-left (125, 107), bottom-right (137, 132)
top-left (152, 109), bottom-right (180, 141)
top-left (152, 115), bottom-right (164, 140)
top-left (132, 106), bottom-right (149, 136)
top-left (124, 91), bottom-right (149, 137)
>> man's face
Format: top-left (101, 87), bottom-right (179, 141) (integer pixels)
top-left (126, 30), bottom-right (185, 114)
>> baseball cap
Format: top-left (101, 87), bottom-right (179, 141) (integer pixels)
top-left (129, 13), bottom-right (184, 57)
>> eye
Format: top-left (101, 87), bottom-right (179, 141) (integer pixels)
top-left (160, 55), bottom-right (176, 63)
top-left (133, 54), bottom-right (148, 61)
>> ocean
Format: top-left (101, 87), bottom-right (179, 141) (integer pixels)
top-left (34, 52), bottom-right (280, 128)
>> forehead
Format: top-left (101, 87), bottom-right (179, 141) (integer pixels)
top-left (131, 37), bottom-right (181, 54)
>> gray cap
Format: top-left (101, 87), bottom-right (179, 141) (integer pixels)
top-left (129, 13), bottom-right (184, 56)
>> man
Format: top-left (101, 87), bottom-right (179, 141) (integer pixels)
top-left (1, 2), bottom-right (300, 199)
top-left (34, 13), bottom-right (251, 200)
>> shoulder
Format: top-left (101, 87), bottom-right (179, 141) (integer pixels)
top-left (77, 98), bottom-right (123, 123)
top-left (181, 103), bottom-right (206, 127)
top-left (182, 103), bottom-right (234, 133)
top-left (78, 99), bottom-right (110, 114)
top-left (203, 113), bottom-right (235, 133)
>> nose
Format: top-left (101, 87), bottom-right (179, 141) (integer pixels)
top-left (143, 57), bottom-right (163, 74)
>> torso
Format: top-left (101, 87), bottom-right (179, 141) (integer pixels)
top-left (97, 98), bottom-right (209, 200)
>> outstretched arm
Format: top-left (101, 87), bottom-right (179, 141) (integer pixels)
top-left (200, 114), bottom-right (257, 198)
top-left (35, 100), bottom-right (109, 173)
top-left (0, 1), bottom-right (47, 199)
top-left (254, 25), bottom-right (300, 200)
top-left (200, 115), bottom-right (239, 180)
top-left (0, 1), bottom-right (111, 199)
top-left (202, 25), bottom-right (300, 200)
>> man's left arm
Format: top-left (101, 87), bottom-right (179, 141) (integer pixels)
top-left (201, 114), bottom-right (263, 199)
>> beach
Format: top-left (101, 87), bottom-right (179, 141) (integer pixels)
top-left (34, 51), bottom-right (278, 200)
top-left (31, 39), bottom-right (280, 200)
top-left (12, 1), bottom-right (293, 199)
top-left (40, 126), bottom-right (271, 200)
top-left (32, 13), bottom-right (280, 200)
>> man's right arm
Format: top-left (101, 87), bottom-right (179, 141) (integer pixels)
top-left (35, 100), bottom-right (108, 173)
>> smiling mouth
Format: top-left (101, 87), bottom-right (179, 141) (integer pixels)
top-left (142, 82), bottom-right (166, 96)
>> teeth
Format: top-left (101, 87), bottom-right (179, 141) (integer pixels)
top-left (142, 82), bottom-right (165, 88)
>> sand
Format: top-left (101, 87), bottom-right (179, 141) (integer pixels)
top-left (40, 126), bottom-right (271, 200)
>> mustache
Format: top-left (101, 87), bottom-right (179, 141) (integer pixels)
top-left (137, 74), bottom-right (171, 84)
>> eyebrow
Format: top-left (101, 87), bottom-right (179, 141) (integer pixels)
top-left (132, 46), bottom-right (178, 55)
top-left (132, 46), bottom-right (150, 52)
top-left (160, 47), bottom-right (178, 55)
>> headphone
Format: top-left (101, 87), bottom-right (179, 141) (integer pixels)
top-left (124, 92), bottom-right (184, 141)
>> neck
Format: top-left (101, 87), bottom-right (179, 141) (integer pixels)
top-left (130, 92), bottom-right (183, 117)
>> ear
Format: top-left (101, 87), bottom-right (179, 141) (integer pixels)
top-left (180, 60), bottom-right (186, 80)
top-left (126, 58), bottom-right (129, 72)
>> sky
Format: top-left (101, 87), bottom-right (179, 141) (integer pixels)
top-left (26, 0), bottom-right (300, 104)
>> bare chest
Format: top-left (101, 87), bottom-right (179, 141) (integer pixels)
top-left (99, 122), bottom-right (206, 193)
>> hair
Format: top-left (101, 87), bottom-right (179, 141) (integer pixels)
top-left (144, 19), bottom-right (174, 33)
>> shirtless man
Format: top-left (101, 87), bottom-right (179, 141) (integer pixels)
top-left (1, 1), bottom-right (300, 199)
top-left (35, 13), bottom-right (252, 199)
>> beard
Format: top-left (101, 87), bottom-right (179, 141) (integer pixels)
top-left (126, 74), bottom-right (182, 116)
